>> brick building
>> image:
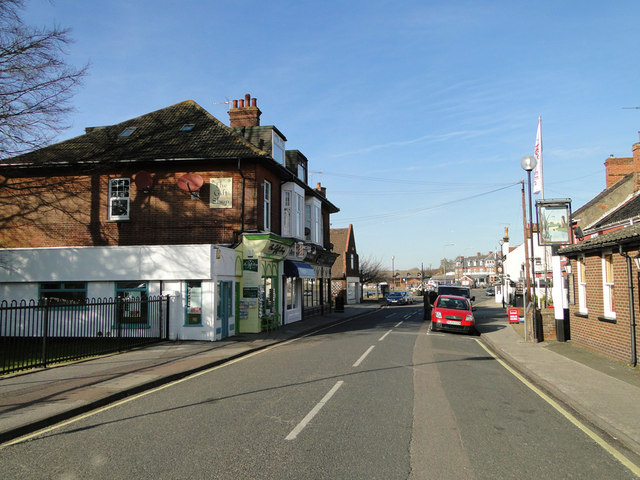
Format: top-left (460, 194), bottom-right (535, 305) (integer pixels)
top-left (330, 224), bottom-right (361, 304)
top-left (0, 94), bottom-right (339, 339)
top-left (558, 131), bottom-right (640, 366)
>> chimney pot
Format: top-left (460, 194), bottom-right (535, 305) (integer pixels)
top-left (228, 93), bottom-right (262, 127)
top-left (252, 98), bottom-right (257, 107)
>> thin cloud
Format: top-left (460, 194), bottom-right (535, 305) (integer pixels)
top-left (330, 130), bottom-right (473, 158)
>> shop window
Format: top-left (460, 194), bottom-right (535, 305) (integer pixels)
top-left (39, 282), bottom-right (87, 307)
top-left (116, 281), bottom-right (148, 326)
top-left (185, 281), bottom-right (203, 325)
top-left (264, 277), bottom-right (275, 314)
top-left (286, 277), bottom-right (298, 310)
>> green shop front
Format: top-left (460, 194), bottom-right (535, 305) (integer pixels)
top-left (236, 234), bottom-right (293, 333)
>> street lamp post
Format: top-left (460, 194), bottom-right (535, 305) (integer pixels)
top-left (392, 255), bottom-right (395, 291)
top-left (521, 155), bottom-right (539, 342)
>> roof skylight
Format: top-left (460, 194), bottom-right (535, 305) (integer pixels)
top-left (180, 124), bottom-right (195, 132)
top-left (119, 127), bottom-right (137, 137)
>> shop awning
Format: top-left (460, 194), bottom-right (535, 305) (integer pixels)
top-left (284, 260), bottom-right (316, 278)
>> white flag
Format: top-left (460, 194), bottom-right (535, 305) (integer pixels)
top-left (533, 116), bottom-right (543, 196)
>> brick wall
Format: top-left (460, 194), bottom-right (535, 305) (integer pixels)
top-left (0, 160), bottom-right (280, 248)
top-left (604, 131), bottom-right (640, 187)
top-left (567, 251), bottom-right (640, 365)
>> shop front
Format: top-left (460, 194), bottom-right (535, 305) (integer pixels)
top-left (236, 234), bottom-right (293, 333)
top-left (285, 246), bottom-right (338, 321)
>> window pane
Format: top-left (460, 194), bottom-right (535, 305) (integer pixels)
top-left (186, 281), bottom-right (202, 325)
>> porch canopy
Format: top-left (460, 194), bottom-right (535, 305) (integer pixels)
top-left (284, 260), bottom-right (315, 278)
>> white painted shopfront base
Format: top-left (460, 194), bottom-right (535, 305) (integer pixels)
top-left (0, 244), bottom-right (236, 341)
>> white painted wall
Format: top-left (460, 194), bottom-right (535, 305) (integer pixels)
top-left (0, 244), bottom-right (238, 341)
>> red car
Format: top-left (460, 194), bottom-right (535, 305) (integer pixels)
top-left (431, 294), bottom-right (475, 334)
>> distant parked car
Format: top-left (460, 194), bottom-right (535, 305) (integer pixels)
top-left (386, 292), bottom-right (407, 305)
top-left (431, 295), bottom-right (475, 334)
top-left (486, 288), bottom-right (495, 296)
top-left (402, 291), bottom-right (414, 304)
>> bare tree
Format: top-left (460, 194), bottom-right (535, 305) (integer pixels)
top-left (439, 257), bottom-right (454, 274)
top-left (359, 255), bottom-right (386, 285)
top-left (0, 0), bottom-right (88, 158)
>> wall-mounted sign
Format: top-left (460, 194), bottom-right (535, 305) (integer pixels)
top-left (266, 241), bottom-right (288, 257)
top-left (209, 177), bottom-right (232, 209)
top-left (243, 258), bottom-right (258, 272)
top-left (536, 199), bottom-right (572, 245)
top-left (243, 287), bottom-right (259, 298)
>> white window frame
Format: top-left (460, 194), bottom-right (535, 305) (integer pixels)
top-left (295, 193), bottom-right (303, 238)
top-left (577, 256), bottom-right (587, 314)
top-left (108, 178), bottom-right (130, 221)
top-left (298, 161), bottom-right (307, 183)
top-left (282, 190), bottom-right (292, 236)
top-left (272, 131), bottom-right (285, 165)
top-left (281, 182), bottom-right (305, 239)
top-left (314, 204), bottom-right (322, 245)
top-left (263, 180), bottom-right (271, 232)
top-left (602, 252), bottom-right (615, 318)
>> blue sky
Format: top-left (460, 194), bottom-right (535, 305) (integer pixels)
top-left (23, 1), bottom-right (640, 270)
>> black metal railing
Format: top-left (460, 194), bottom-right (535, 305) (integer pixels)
top-left (0, 295), bottom-right (170, 375)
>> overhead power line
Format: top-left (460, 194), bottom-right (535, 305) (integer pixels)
top-left (338, 181), bottom-right (521, 223)
top-left (310, 170), bottom-right (514, 188)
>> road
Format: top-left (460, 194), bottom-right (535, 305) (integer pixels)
top-left (0, 298), bottom-right (638, 479)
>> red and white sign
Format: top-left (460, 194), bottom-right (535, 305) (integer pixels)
top-left (508, 308), bottom-right (520, 324)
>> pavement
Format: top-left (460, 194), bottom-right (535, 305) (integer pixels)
top-left (1, 299), bottom-right (639, 462)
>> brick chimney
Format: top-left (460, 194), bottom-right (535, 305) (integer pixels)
top-left (604, 131), bottom-right (640, 187)
top-left (315, 182), bottom-right (326, 197)
top-left (228, 93), bottom-right (262, 127)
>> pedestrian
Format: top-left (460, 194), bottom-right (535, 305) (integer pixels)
top-left (423, 290), bottom-right (432, 320)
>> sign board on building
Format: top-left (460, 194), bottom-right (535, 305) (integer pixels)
top-left (209, 178), bottom-right (233, 209)
top-left (243, 287), bottom-right (258, 298)
top-left (243, 258), bottom-right (258, 272)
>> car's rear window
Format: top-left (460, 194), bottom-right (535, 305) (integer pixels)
top-left (437, 297), bottom-right (469, 310)
top-left (437, 287), bottom-right (470, 297)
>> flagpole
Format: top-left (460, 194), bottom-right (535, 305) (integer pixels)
top-left (539, 116), bottom-right (544, 200)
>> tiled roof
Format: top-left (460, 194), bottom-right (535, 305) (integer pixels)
top-left (591, 193), bottom-right (640, 229)
top-left (573, 172), bottom-right (635, 218)
top-left (0, 100), bottom-right (269, 168)
top-left (330, 228), bottom-right (349, 278)
top-left (330, 228), bottom-right (349, 253)
top-left (559, 223), bottom-right (640, 255)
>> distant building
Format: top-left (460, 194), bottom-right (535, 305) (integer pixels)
top-left (330, 224), bottom-right (361, 304)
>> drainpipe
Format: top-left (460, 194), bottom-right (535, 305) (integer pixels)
top-left (234, 158), bottom-right (246, 244)
top-left (619, 247), bottom-right (638, 367)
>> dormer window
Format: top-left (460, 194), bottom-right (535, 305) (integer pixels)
top-left (272, 131), bottom-right (285, 165)
top-left (119, 127), bottom-right (136, 138)
top-left (298, 161), bottom-right (307, 183)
